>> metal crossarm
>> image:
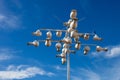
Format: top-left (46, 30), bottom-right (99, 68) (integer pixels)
top-left (27, 9), bottom-right (108, 80)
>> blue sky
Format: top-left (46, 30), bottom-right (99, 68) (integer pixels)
top-left (0, 0), bottom-right (120, 80)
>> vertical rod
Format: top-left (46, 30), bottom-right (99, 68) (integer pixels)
top-left (67, 53), bottom-right (70, 80)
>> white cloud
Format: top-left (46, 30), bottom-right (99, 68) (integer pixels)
top-left (107, 63), bottom-right (120, 80)
top-left (50, 45), bottom-right (120, 80)
top-left (54, 65), bottom-right (66, 71)
top-left (92, 45), bottom-right (120, 58)
top-left (0, 48), bottom-right (22, 61)
top-left (106, 45), bottom-right (120, 58)
top-left (0, 14), bottom-right (21, 30)
top-left (0, 48), bottom-right (16, 61)
top-left (0, 48), bottom-right (55, 79)
top-left (71, 68), bottom-right (100, 80)
top-left (0, 65), bottom-right (55, 80)
top-left (80, 69), bottom-right (100, 80)
top-left (92, 58), bottom-right (120, 80)
top-left (71, 61), bottom-right (120, 80)
top-left (0, 0), bottom-right (22, 30)
top-left (71, 76), bottom-right (82, 80)
top-left (0, 54), bottom-right (12, 61)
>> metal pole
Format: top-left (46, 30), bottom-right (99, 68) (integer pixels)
top-left (67, 53), bottom-right (70, 80)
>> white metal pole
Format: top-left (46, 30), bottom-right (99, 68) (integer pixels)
top-left (67, 53), bottom-right (70, 80)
